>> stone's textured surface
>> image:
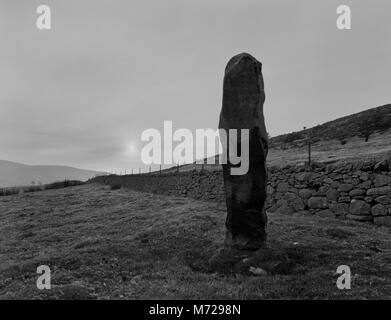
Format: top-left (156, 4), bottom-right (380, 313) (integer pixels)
top-left (308, 197), bottom-right (328, 209)
top-left (359, 181), bottom-right (372, 189)
top-left (374, 174), bottom-right (391, 188)
top-left (299, 189), bottom-right (313, 199)
top-left (350, 200), bottom-right (371, 216)
top-left (364, 196), bottom-right (374, 203)
top-left (291, 198), bottom-right (305, 211)
top-left (296, 172), bottom-right (312, 182)
top-left (338, 184), bottom-right (354, 192)
top-left (338, 196), bottom-right (351, 203)
top-left (323, 177), bottom-right (334, 184)
top-left (277, 182), bottom-right (290, 192)
top-left (375, 196), bottom-right (391, 205)
top-left (219, 53), bottom-right (268, 251)
top-left (276, 199), bottom-right (288, 207)
top-left (360, 172), bottom-right (370, 181)
top-left (371, 204), bottom-right (387, 217)
top-left (275, 205), bottom-right (293, 215)
top-left (316, 186), bottom-right (330, 196)
top-left (283, 192), bottom-right (297, 201)
top-left (330, 181), bottom-right (340, 189)
top-left (349, 189), bottom-right (365, 197)
top-left (326, 189), bottom-right (339, 201)
top-left (367, 186), bottom-right (391, 196)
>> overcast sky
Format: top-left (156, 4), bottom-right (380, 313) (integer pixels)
top-left (0, 0), bottom-right (390, 172)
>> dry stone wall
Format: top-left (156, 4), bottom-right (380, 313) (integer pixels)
top-left (93, 170), bottom-right (226, 202)
top-left (267, 159), bottom-right (391, 226)
top-left (92, 158), bottom-right (391, 227)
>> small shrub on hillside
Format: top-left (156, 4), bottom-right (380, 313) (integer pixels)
top-left (336, 133), bottom-right (348, 145)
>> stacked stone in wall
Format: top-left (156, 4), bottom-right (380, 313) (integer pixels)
top-left (266, 158), bottom-right (391, 226)
top-left (93, 170), bottom-right (226, 203)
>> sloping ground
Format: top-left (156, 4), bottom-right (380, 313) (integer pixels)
top-left (1, 184), bottom-right (391, 299)
top-left (269, 104), bottom-right (391, 148)
top-left (153, 131), bottom-right (391, 174)
top-left (267, 131), bottom-right (391, 167)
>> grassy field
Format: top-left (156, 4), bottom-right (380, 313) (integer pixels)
top-left (1, 184), bottom-right (391, 299)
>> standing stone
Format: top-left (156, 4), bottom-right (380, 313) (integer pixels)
top-left (219, 53), bottom-right (268, 251)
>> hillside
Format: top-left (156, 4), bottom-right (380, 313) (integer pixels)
top-left (270, 104), bottom-right (391, 148)
top-left (0, 160), bottom-right (104, 188)
top-left (266, 104), bottom-right (391, 166)
top-left (155, 104), bottom-right (391, 173)
top-left (1, 184), bottom-right (391, 299)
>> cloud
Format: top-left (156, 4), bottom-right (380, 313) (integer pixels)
top-left (0, 0), bottom-right (390, 170)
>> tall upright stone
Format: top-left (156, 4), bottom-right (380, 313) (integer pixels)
top-left (219, 53), bottom-right (268, 251)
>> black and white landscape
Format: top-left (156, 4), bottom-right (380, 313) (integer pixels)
top-left (1, 0), bottom-right (391, 303)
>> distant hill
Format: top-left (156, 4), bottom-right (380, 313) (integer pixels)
top-left (0, 160), bottom-right (105, 188)
top-left (269, 104), bottom-right (391, 149)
